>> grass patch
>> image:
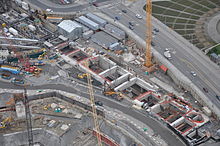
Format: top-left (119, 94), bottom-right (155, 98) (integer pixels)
top-left (186, 25), bottom-right (195, 29)
top-left (164, 10), bottom-right (180, 16)
top-left (175, 30), bottom-right (186, 35)
top-left (185, 30), bottom-right (194, 34)
top-left (153, 1), bottom-right (172, 8)
top-left (165, 17), bottom-right (176, 22)
top-left (184, 8), bottom-right (197, 14)
top-left (180, 0), bottom-right (194, 6)
top-left (187, 20), bottom-right (196, 24)
top-left (179, 13), bottom-right (192, 18)
top-left (190, 15), bottom-right (200, 19)
top-left (176, 19), bottom-right (188, 23)
top-left (152, 6), bottom-right (166, 14)
top-left (208, 44), bottom-right (220, 55)
top-left (199, 1), bottom-right (216, 8)
top-left (174, 24), bottom-right (185, 29)
top-left (200, 7), bottom-right (210, 12)
top-left (169, 4), bottom-right (185, 11)
top-left (210, 0), bottom-right (220, 6)
top-left (193, 11), bottom-right (204, 16)
top-left (154, 15), bottom-right (166, 22)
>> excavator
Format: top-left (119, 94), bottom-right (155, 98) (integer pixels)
top-left (103, 90), bottom-right (124, 101)
top-left (77, 73), bottom-right (88, 79)
top-left (0, 117), bottom-right (12, 128)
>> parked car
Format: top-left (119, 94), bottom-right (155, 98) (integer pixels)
top-left (216, 95), bottom-right (220, 101)
top-left (136, 14), bottom-right (142, 19)
top-left (122, 9), bottom-right (127, 13)
top-left (115, 16), bottom-right (120, 20)
top-left (129, 25), bottom-right (134, 30)
top-left (153, 28), bottom-right (159, 32)
top-left (203, 87), bottom-right (208, 93)
top-left (95, 101), bottom-right (103, 106)
top-left (151, 41), bottom-right (155, 46)
top-left (92, 2), bottom-right (99, 7)
top-left (129, 21), bottom-right (134, 26)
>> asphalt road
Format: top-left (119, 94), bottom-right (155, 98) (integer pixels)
top-left (26, 0), bottom-right (112, 12)
top-left (26, 0), bottom-right (89, 12)
top-left (0, 81), bottom-right (185, 146)
top-left (101, 3), bottom-right (220, 110)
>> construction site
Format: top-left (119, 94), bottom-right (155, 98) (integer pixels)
top-left (0, 0), bottom-right (219, 146)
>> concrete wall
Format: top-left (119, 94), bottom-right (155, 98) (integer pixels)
top-left (111, 73), bottom-right (131, 88)
top-left (114, 77), bottom-right (155, 92)
top-left (170, 117), bottom-right (185, 127)
top-left (99, 66), bottom-right (118, 77)
top-left (61, 55), bottom-right (78, 66)
top-left (150, 104), bottom-right (161, 113)
top-left (78, 63), bottom-right (105, 84)
top-left (29, 91), bottom-right (105, 117)
top-left (99, 66), bottom-right (132, 87)
top-left (98, 55), bottom-right (116, 70)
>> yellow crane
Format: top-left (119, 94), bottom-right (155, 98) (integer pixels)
top-left (84, 61), bottom-right (102, 146)
top-left (145, 0), bottom-right (153, 67)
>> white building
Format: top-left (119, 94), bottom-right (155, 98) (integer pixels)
top-left (58, 20), bottom-right (83, 40)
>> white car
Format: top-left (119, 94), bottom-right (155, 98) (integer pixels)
top-left (136, 14), bottom-right (142, 19)
top-left (46, 9), bottom-right (53, 12)
top-left (165, 48), bottom-right (169, 51)
top-left (164, 51), bottom-right (172, 60)
top-left (190, 71), bottom-right (197, 77)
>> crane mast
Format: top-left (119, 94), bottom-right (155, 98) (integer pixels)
top-left (145, 0), bottom-right (153, 67)
top-left (85, 61), bottom-right (102, 146)
top-left (24, 88), bottom-right (34, 146)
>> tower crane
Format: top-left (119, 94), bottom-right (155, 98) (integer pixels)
top-left (84, 61), bottom-right (102, 146)
top-left (24, 88), bottom-right (34, 146)
top-left (145, 0), bottom-right (153, 68)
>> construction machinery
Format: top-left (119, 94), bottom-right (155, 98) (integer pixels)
top-left (24, 88), bottom-right (34, 146)
top-left (0, 117), bottom-right (12, 128)
top-left (145, 0), bottom-right (153, 68)
top-left (1, 23), bottom-right (31, 69)
top-left (84, 61), bottom-right (102, 146)
top-left (11, 78), bottom-right (24, 85)
top-left (38, 50), bottom-right (46, 60)
top-left (77, 73), bottom-right (88, 79)
top-left (103, 91), bottom-right (123, 101)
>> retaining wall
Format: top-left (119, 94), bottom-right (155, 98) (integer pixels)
top-left (29, 91), bottom-right (105, 117)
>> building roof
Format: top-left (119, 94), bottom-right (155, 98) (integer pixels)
top-left (58, 20), bottom-right (82, 33)
top-left (78, 16), bottom-right (99, 28)
top-left (91, 31), bottom-right (118, 49)
top-left (86, 13), bottom-right (107, 25)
